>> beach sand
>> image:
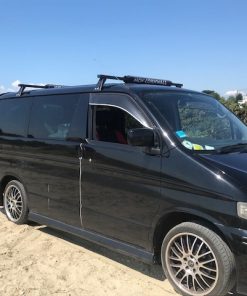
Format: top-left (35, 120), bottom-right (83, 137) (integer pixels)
top-left (0, 210), bottom-right (177, 296)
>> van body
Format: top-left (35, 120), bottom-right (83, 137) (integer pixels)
top-left (1, 75), bottom-right (247, 296)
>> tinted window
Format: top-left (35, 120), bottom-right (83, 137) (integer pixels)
top-left (68, 95), bottom-right (89, 141)
top-left (93, 105), bottom-right (143, 144)
top-left (0, 98), bottom-right (31, 137)
top-left (28, 94), bottom-right (79, 140)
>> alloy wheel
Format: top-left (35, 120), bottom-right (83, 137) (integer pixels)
top-left (165, 232), bottom-right (219, 295)
top-left (4, 185), bottom-right (23, 222)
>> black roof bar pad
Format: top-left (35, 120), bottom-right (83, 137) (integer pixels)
top-left (123, 76), bottom-right (183, 88)
top-left (95, 74), bottom-right (183, 91)
top-left (16, 83), bottom-right (60, 96)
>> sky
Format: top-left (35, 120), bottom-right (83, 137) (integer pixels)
top-left (0, 0), bottom-right (247, 96)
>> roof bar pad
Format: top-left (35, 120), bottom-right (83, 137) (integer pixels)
top-left (95, 74), bottom-right (183, 91)
top-left (16, 83), bottom-right (60, 96)
top-left (123, 76), bottom-right (183, 88)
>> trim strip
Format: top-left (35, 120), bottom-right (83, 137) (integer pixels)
top-left (89, 102), bottom-right (150, 128)
top-left (79, 155), bottom-right (83, 227)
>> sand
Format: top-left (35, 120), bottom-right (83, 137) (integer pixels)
top-left (0, 209), bottom-right (178, 296)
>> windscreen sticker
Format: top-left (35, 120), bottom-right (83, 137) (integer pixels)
top-left (176, 130), bottom-right (187, 138)
top-left (205, 145), bottom-right (215, 150)
top-left (192, 144), bottom-right (204, 150)
top-left (182, 140), bottom-right (193, 150)
top-left (182, 140), bottom-right (215, 151)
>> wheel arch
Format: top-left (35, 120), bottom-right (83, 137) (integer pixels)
top-left (0, 174), bottom-right (23, 206)
top-left (152, 209), bottom-right (232, 263)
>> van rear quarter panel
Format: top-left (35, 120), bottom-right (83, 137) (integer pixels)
top-left (0, 93), bottom-right (89, 220)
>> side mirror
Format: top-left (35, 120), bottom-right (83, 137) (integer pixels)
top-left (127, 128), bottom-right (154, 147)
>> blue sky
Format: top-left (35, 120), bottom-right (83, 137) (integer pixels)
top-left (0, 0), bottom-right (246, 95)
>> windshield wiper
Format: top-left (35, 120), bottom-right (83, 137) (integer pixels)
top-left (216, 143), bottom-right (247, 154)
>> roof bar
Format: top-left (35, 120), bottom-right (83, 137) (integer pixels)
top-left (16, 83), bottom-right (62, 96)
top-left (95, 75), bottom-right (122, 90)
top-left (95, 74), bottom-right (183, 90)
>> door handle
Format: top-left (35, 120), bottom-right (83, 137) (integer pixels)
top-left (79, 143), bottom-right (85, 158)
top-left (79, 143), bottom-right (93, 162)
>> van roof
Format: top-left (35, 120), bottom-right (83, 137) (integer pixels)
top-left (0, 74), bottom-right (200, 99)
top-left (0, 83), bottom-right (201, 100)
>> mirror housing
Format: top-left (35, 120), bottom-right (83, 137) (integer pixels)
top-left (127, 128), bottom-right (154, 147)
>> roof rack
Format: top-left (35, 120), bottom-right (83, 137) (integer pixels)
top-left (17, 83), bottom-right (63, 96)
top-left (95, 74), bottom-right (183, 91)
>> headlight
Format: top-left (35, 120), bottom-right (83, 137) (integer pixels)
top-left (237, 202), bottom-right (247, 220)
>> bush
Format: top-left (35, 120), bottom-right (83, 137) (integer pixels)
top-left (202, 90), bottom-right (247, 124)
top-left (221, 99), bottom-right (247, 125)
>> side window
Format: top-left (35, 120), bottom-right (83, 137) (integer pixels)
top-left (0, 98), bottom-right (31, 137)
top-left (28, 94), bottom-right (80, 140)
top-left (93, 105), bottom-right (143, 144)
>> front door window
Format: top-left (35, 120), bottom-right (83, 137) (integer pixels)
top-left (92, 105), bottom-right (143, 144)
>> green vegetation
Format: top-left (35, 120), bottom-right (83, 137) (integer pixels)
top-left (178, 99), bottom-right (232, 140)
top-left (202, 90), bottom-right (247, 125)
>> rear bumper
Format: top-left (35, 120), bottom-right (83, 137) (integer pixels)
top-left (216, 223), bottom-right (247, 295)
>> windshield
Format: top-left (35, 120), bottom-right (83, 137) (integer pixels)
top-left (140, 91), bottom-right (247, 151)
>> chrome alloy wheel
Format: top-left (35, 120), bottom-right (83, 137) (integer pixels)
top-left (165, 232), bottom-right (219, 295)
top-left (4, 185), bottom-right (23, 222)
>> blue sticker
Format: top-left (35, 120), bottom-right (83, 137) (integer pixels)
top-left (176, 130), bottom-right (187, 138)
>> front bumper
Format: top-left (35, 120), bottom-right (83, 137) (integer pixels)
top-left (216, 223), bottom-right (247, 295)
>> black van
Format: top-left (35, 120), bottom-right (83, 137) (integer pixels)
top-left (0, 75), bottom-right (247, 296)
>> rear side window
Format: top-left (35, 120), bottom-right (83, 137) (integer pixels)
top-left (28, 94), bottom-right (80, 140)
top-left (0, 98), bottom-right (31, 137)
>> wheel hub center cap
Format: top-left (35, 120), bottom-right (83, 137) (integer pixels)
top-left (188, 259), bottom-right (194, 268)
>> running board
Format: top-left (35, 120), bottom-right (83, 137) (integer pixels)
top-left (28, 212), bottom-right (154, 264)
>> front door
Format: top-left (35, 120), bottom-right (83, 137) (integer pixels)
top-left (81, 93), bottom-right (161, 249)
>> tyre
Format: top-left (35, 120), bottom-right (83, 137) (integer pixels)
top-left (3, 180), bottom-right (29, 224)
top-left (161, 222), bottom-right (236, 296)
